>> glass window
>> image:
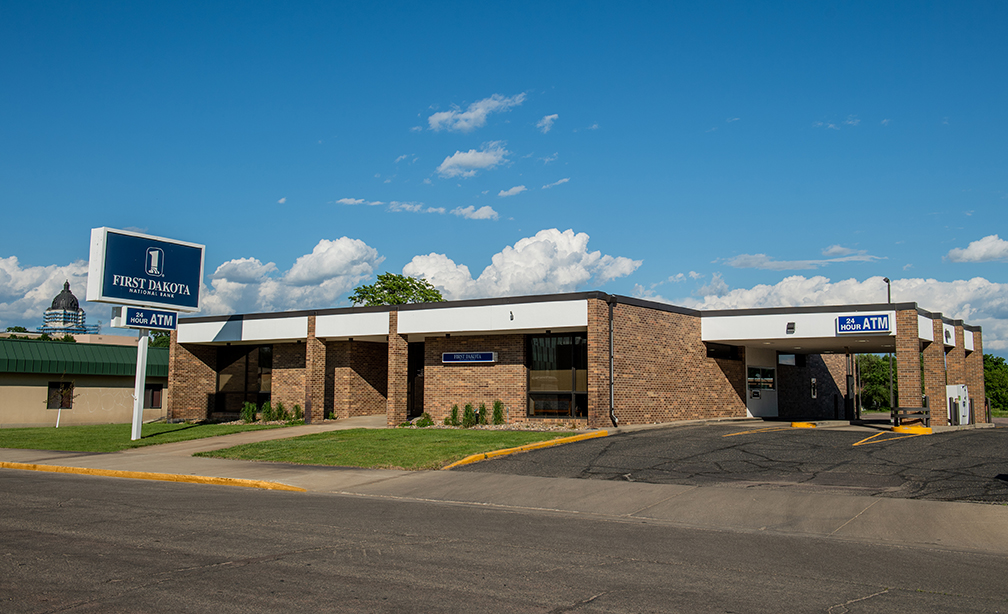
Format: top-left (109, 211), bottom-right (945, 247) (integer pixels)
top-left (47, 382), bottom-right (73, 409)
top-left (747, 367), bottom-right (776, 390)
top-left (144, 384), bottom-right (163, 409)
top-left (527, 333), bottom-right (588, 418)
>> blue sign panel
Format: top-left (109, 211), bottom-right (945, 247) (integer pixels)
top-left (836, 314), bottom-right (891, 335)
top-left (442, 352), bottom-right (497, 363)
top-left (125, 307), bottom-right (177, 331)
top-left (87, 228), bottom-right (204, 312)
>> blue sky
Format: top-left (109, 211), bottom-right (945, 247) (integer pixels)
top-left (1, 2), bottom-right (1006, 354)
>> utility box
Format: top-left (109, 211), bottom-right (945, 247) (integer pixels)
top-left (946, 384), bottom-right (970, 426)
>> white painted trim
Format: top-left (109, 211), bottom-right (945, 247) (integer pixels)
top-left (316, 312), bottom-right (389, 339)
top-left (398, 300), bottom-right (588, 335)
top-left (965, 330), bottom-right (975, 352)
top-left (918, 315), bottom-right (934, 342)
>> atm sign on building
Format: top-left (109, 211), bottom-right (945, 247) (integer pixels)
top-left (836, 314), bottom-right (891, 335)
top-left (86, 227), bottom-right (205, 313)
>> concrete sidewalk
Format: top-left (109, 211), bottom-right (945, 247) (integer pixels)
top-left (2, 414), bottom-right (1007, 557)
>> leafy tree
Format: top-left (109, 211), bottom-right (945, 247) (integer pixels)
top-left (984, 354), bottom-right (1008, 411)
top-left (857, 354), bottom-right (897, 411)
top-left (349, 273), bottom-right (443, 306)
top-left (149, 331), bottom-right (171, 348)
top-left (5, 326), bottom-right (28, 333)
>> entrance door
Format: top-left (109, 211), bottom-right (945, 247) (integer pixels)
top-left (406, 342), bottom-right (425, 419)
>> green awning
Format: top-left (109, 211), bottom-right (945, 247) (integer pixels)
top-left (0, 338), bottom-right (168, 378)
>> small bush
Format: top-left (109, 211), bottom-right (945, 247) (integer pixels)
top-left (478, 402), bottom-right (488, 425)
top-left (275, 401), bottom-right (289, 421)
top-left (462, 403), bottom-right (477, 428)
top-left (492, 400), bottom-right (504, 425)
top-left (293, 404), bottom-right (304, 421)
top-left (447, 404), bottom-right (460, 427)
top-left (240, 401), bottom-right (258, 423)
top-left (260, 401), bottom-right (274, 422)
top-left (416, 412), bottom-right (434, 428)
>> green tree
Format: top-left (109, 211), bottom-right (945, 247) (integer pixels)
top-left (5, 326), bottom-right (28, 333)
top-left (857, 354), bottom-right (898, 411)
top-left (349, 273), bottom-right (443, 306)
top-left (984, 354), bottom-right (1008, 411)
top-left (149, 331), bottom-right (171, 348)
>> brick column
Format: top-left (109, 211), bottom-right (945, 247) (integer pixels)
top-left (387, 310), bottom-right (408, 427)
top-left (586, 298), bottom-right (611, 429)
top-left (965, 328), bottom-right (986, 422)
top-left (923, 318), bottom-right (948, 426)
top-left (166, 331), bottom-right (217, 421)
top-left (947, 324), bottom-right (966, 385)
top-left (895, 309), bottom-right (922, 410)
top-left (304, 315), bottom-right (325, 423)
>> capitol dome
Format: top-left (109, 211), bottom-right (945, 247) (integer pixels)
top-left (50, 281), bottom-right (80, 312)
top-left (39, 280), bottom-right (98, 335)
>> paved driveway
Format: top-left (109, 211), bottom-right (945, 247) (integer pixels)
top-left (458, 422), bottom-right (1008, 503)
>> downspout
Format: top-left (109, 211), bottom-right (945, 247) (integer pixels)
top-left (608, 296), bottom-right (618, 427)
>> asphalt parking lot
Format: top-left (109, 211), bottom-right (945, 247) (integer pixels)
top-left (458, 421), bottom-right (1008, 503)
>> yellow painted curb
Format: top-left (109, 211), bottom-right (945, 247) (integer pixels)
top-left (892, 425), bottom-right (932, 435)
top-left (791, 422), bottom-right (817, 428)
top-left (0, 462), bottom-right (306, 492)
top-left (442, 430), bottom-right (609, 470)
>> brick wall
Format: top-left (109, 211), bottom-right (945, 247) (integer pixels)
top-left (423, 334), bottom-right (526, 424)
top-left (272, 342), bottom-right (306, 413)
top-left (166, 331), bottom-right (217, 421)
top-left (777, 354), bottom-right (846, 419)
top-left (387, 311), bottom-right (408, 426)
top-left (587, 298), bottom-right (612, 428)
top-left (965, 329), bottom-right (986, 422)
top-left (305, 316), bottom-right (325, 423)
top-left (326, 340), bottom-right (387, 419)
top-left (896, 309), bottom-right (922, 410)
top-left (923, 318), bottom-right (948, 426)
top-left (610, 303), bottom-right (746, 425)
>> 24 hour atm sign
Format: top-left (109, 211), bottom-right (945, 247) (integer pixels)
top-left (836, 314), bottom-right (891, 335)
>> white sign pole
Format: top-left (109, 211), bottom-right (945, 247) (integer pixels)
top-left (131, 329), bottom-right (149, 441)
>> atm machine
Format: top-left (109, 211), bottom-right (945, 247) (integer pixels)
top-left (946, 384), bottom-right (971, 426)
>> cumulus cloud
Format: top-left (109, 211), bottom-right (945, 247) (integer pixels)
top-left (0, 256), bottom-right (99, 330)
top-left (536, 114), bottom-right (558, 133)
top-left (428, 93), bottom-right (526, 132)
top-left (201, 238), bottom-right (384, 314)
top-left (542, 177), bottom-right (569, 189)
top-left (451, 205), bottom-right (499, 220)
top-left (436, 142), bottom-right (509, 178)
top-left (337, 198), bottom-right (365, 205)
top-left (723, 248), bottom-right (881, 270)
top-left (403, 229), bottom-right (641, 299)
top-left (946, 235), bottom-right (1008, 263)
top-left (499, 185), bottom-right (526, 197)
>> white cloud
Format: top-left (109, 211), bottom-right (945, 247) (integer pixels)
top-left (946, 235), bottom-right (1008, 263)
top-left (394, 154), bottom-right (408, 163)
top-left (668, 273), bottom-right (685, 283)
top-left (812, 121), bottom-right (840, 130)
top-left (542, 177), bottom-right (570, 189)
top-left (676, 275), bottom-right (1008, 350)
top-left (843, 115), bottom-right (861, 126)
top-left (536, 114), bottom-right (558, 133)
top-left (337, 198), bottom-right (365, 205)
top-left (277, 197), bottom-right (286, 204)
top-left (726, 117), bottom-right (740, 123)
top-left (201, 238), bottom-right (384, 314)
top-left (499, 185), bottom-right (526, 197)
top-left (696, 273), bottom-right (729, 297)
top-left (0, 256), bottom-right (98, 330)
top-left (388, 201), bottom-right (444, 214)
top-left (436, 141), bottom-right (509, 178)
top-left (451, 205), bottom-right (499, 220)
top-left (540, 152), bottom-right (558, 164)
top-left (688, 271), bottom-right (703, 280)
top-left (881, 119), bottom-right (891, 126)
top-left (410, 126), bottom-right (423, 132)
top-left (427, 93), bottom-right (526, 132)
top-left (403, 229), bottom-right (641, 299)
top-left (723, 248), bottom-right (881, 270)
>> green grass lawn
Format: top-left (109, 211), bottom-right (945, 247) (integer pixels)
top-left (0, 422), bottom-right (293, 453)
top-left (196, 428), bottom-right (575, 470)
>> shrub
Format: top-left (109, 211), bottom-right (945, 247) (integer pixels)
top-left (260, 401), bottom-right (274, 422)
top-left (462, 403), bottom-right (477, 428)
top-left (293, 404), bottom-right (304, 421)
top-left (240, 401), bottom-right (258, 423)
top-left (275, 401), bottom-right (289, 421)
top-left (416, 412), bottom-right (434, 428)
top-left (492, 400), bottom-right (504, 425)
top-left (478, 402), bottom-right (488, 425)
top-left (448, 404), bottom-right (460, 427)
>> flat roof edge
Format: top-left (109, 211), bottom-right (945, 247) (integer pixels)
top-left (699, 302), bottom-right (918, 317)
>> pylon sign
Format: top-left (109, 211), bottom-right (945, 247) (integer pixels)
top-left (86, 227), bottom-right (204, 312)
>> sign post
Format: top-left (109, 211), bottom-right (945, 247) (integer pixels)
top-left (88, 227), bottom-right (204, 441)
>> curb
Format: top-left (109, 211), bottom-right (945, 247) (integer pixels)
top-left (791, 422), bottom-right (817, 428)
top-left (892, 425), bottom-right (933, 435)
top-left (0, 461), bottom-right (306, 492)
top-left (442, 430), bottom-right (609, 470)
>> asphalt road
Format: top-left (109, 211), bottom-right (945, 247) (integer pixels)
top-left (3, 470), bottom-right (1007, 613)
top-left (458, 423), bottom-right (1008, 503)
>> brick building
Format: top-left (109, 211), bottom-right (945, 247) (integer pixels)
top-left (167, 293), bottom-right (985, 429)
